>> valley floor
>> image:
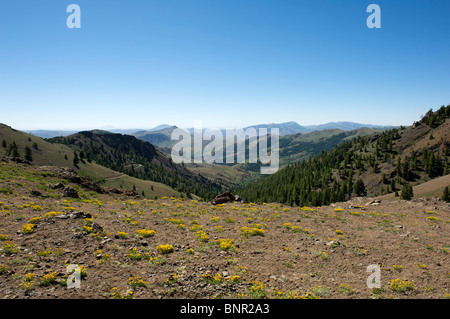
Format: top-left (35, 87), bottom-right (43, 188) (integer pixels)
top-left (0, 161), bottom-right (449, 299)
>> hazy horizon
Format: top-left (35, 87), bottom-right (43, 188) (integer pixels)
top-left (18, 119), bottom-right (399, 133)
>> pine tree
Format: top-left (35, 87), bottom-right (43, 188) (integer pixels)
top-left (11, 147), bottom-right (20, 158)
top-left (347, 170), bottom-right (353, 196)
top-left (400, 184), bottom-right (414, 200)
top-left (427, 153), bottom-right (434, 177)
top-left (73, 151), bottom-right (80, 166)
top-left (402, 158), bottom-right (412, 181)
top-left (353, 179), bottom-right (366, 197)
top-left (442, 186), bottom-right (449, 202)
top-left (10, 141), bottom-right (20, 158)
top-left (24, 146), bottom-right (33, 162)
top-left (390, 179), bottom-right (396, 192)
top-left (86, 151), bottom-right (92, 163)
top-left (396, 157), bottom-right (402, 177)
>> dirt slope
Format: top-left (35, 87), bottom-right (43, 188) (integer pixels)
top-left (381, 174), bottom-right (450, 200)
top-left (0, 161), bottom-right (449, 299)
top-left (0, 123), bottom-right (182, 199)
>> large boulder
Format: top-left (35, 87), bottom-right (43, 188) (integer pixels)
top-left (211, 191), bottom-right (240, 205)
top-left (29, 190), bottom-right (42, 197)
top-left (62, 187), bottom-right (79, 199)
top-left (48, 182), bottom-right (64, 190)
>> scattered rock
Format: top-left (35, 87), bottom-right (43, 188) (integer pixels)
top-left (365, 199), bottom-right (381, 206)
top-left (11, 157), bottom-right (31, 165)
top-left (38, 166), bottom-right (139, 198)
top-left (106, 187), bottom-right (139, 198)
top-left (100, 238), bottom-right (112, 245)
top-left (399, 232), bottom-right (410, 237)
top-left (72, 233), bottom-right (83, 239)
top-left (30, 190), bottom-right (42, 197)
top-left (48, 182), bottom-right (64, 189)
top-left (91, 222), bottom-right (103, 232)
top-left (70, 212), bottom-right (92, 219)
top-left (2, 158), bottom-right (450, 300)
top-left (63, 187), bottom-right (79, 199)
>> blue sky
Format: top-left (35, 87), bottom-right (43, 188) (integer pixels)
top-left (0, 0), bottom-right (449, 130)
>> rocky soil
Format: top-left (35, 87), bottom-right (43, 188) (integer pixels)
top-left (0, 161), bottom-right (449, 299)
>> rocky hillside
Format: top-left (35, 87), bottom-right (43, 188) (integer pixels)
top-left (47, 131), bottom-right (223, 200)
top-left (238, 105), bottom-right (450, 206)
top-left (0, 124), bottom-right (183, 199)
top-left (0, 160), bottom-right (448, 300)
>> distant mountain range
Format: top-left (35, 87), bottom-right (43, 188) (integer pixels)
top-left (27, 121), bottom-right (395, 139)
top-left (25, 130), bottom-right (78, 139)
top-left (302, 121), bottom-right (395, 133)
top-left (26, 124), bottom-right (173, 139)
top-left (243, 121), bottom-right (395, 136)
top-left (242, 121), bottom-right (308, 135)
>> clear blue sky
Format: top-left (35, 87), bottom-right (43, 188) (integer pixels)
top-left (0, 0), bottom-right (449, 130)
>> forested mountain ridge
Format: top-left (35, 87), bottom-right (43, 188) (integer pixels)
top-left (277, 127), bottom-right (385, 167)
top-left (0, 124), bottom-right (185, 198)
top-left (48, 131), bottom-right (223, 200)
top-left (237, 105), bottom-right (450, 206)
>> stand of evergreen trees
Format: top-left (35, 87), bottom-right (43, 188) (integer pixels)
top-left (49, 132), bottom-right (223, 200)
top-left (238, 105), bottom-right (450, 206)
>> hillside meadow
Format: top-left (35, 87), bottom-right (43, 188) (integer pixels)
top-left (0, 161), bottom-right (449, 299)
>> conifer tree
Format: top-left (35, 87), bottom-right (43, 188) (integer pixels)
top-left (442, 186), bottom-right (449, 202)
top-left (353, 179), bottom-right (366, 197)
top-left (73, 151), bottom-right (80, 166)
top-left (401, 184), bottom-right (414, 200)
top-left (9, 141), bottom-right (20, 158)
top-left (24, 146), bottom-right (33, 162)
top-left (390, 179), bottom-right (396, 192)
